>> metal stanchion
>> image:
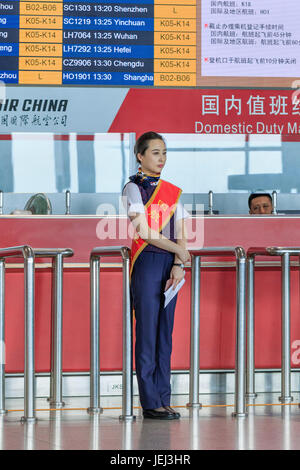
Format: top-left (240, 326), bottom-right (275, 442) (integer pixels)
top-left (121, 251), bottom-right (134, 421)
top-left (233, 248), bottom-right (247, 417)
top-left (0, 191), bottom-right (3, 215)
top-left (246, 255), bottom-right (257, 398)
top-left (187, 255), bottom-right (202, 409)
top-left (0, 246), bottom-right (35, 422)
top-left (187, 247), bottom-right (247, 417)
top-left (279, 252), bottom-right (292, 403)
top-left (65, 190), bottom-right (71, 215)
top-left (33, 248), bottom-right (73, 408)
top-left (208, 191), bottom-right (213, 215)
top-left (88, 254), bottom-right (101, 414)
top-left (22, 248), bottom-right (35, 423)
top-left (246, 247), bottom-right (298, 403)
top-left (88, 246), bottom-right (135, 422)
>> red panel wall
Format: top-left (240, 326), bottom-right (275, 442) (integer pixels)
top-left (1, 216), bottom-right (300, 372)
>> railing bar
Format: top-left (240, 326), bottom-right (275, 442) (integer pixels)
top-left (246, 247), bottom-right (296, 404)
top-left (188, 247), bottom-right (247, 418)
top-left (88, 246), bottom-right (135, 422)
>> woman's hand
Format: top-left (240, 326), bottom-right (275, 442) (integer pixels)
top-left (176, 247), bottom-right (191, 265)
top-left (165, 266), bottom-right (185, 291)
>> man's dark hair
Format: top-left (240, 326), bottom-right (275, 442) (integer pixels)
top-left (248, 192), bottom-right (272, 209)
top-left (134, 131), bottom-right (165, 163)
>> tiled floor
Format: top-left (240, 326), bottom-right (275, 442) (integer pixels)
top-left (1, 393), bottom-right (300, 450)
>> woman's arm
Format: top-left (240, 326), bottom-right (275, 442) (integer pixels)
top-left (165, 217), bottom-right (189, 290)
top-left (129, 212), bottom-right (190, 264)
top-left (174, 216), bottom-right (188, 264)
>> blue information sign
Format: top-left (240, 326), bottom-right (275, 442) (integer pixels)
top-left (0, 0), bottom-right (197, 86)
top-left (0, 0), bottom-right (158, 85)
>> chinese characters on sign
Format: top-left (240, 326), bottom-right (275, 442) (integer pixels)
top-left (0, 96), bottom-right (69, 128)
top-left (196, 91), bottom-right (300, 134)
top-left (201, 94), bottom-right (300, 116)
top-left (202, 0), bottom-right (300, 78)
top-left (0, 114), bottom-right (68, 127)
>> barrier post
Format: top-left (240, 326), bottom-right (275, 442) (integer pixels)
top-left (0, 246), bottom-right (35, 421)
top-left (33, 248), bottom-right (73, 408)
top-left (246, 256), bottom-right (257, 398)
top-left (22, 247), bottom-right (36, 423)
top-left (88, 255), bottom-right (102, 414)
top-left (88, 247), bottom-right (135, 421)
top-left (186, 247), bottom-right (247, 417)
top-left (187, 255), bottom-right (202, 409)
top-left (208, 191), bottom-right (213, 215)
top-left (119, 247), bottom-right (135, 421)
top-left (247, 247), bottom-right (297, 403)
top-left (65, 190), bottom-right (71, 215)
top-left (272, 191), bottom-right (277, 215)
top-left (0, 246), bottom-right (73, 420)
top-left (232, 249), bottom-right (247, 417)
top-left (49, 253), bottom-right (64, 407)
top-left (279, 252), bottom-right (293, 403)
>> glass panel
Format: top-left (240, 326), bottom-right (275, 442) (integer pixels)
top-left (12, 133), bottom-right (57, 193)
top-left (0, 133), bottom-right (132, 194)
top-left (249, 151), bottom-right (282, 175)
top-left (161, 132), bottom-right (286, 194)
top-left (0, 131), bottom-right (299, 214)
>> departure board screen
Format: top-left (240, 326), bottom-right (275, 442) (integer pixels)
top-left (0, 0), bottom-right (299, 87)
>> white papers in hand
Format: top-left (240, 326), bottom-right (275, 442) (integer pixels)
top-left (164, 277), bottom-right (185, 308)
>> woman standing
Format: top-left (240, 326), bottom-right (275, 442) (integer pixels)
top-left (123, 132), bottom-right (190, 420)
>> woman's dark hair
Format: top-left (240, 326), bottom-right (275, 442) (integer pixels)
top-left (134, 131), bottom-right (165, 163)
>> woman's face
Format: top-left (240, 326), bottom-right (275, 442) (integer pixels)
top-left (137, 139), bottom-right (167, 175)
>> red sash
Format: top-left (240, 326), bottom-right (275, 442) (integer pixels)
top-left (130, 179), bottom-right (182, 277)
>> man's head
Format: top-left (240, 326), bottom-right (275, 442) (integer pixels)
top-left (248, 193), bottom-right (273, 214)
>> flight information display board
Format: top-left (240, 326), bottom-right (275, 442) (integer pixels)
top-left (0, 0), bottom-right (197, 86)
top-left (0, 0), bottom-right (299, 87)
